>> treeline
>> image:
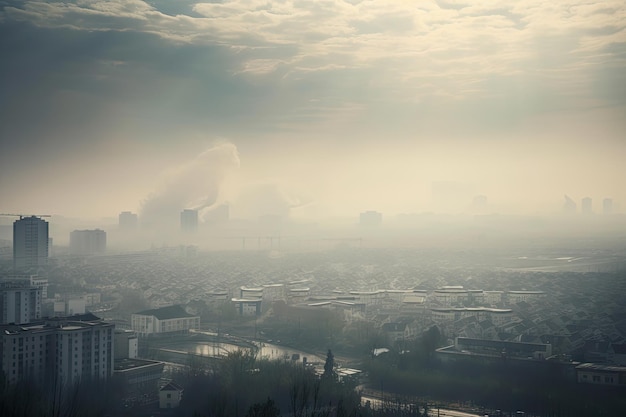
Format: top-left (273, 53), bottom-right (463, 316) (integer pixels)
top-left (0, 375), bottom-right (121, 417)
top-left (173, 349), bottom-right (362, 417)
top-left (174, 348), bottom-right (439, 417)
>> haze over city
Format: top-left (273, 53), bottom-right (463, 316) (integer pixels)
top-left (2, 3), bottom-right (626, 416)
top-left (1, 0), bottom-right (625, 222)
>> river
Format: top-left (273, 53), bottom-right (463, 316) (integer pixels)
top-left (152, 332), bottom-right (325, 365)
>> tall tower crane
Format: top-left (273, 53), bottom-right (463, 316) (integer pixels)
top-left (0, 214), bottom-right (52, 219)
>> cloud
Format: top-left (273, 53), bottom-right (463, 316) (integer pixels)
top-left (1, 0), bottom-right (624, 142)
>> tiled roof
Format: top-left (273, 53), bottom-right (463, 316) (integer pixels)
top-left (135, 305), bottom-right (195, 320)
top-left (161, 381), bottom-right (184, 391)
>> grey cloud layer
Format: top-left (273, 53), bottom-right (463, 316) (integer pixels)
top-left (1, 0), bottom-right (625, 218)
top-left (3, 0), bottom-right (625, 112)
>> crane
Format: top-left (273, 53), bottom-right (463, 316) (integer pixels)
top-left (0, 213), bottom-right (52, 219)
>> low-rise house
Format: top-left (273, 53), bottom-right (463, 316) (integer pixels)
top-left (381, 321), bottom-right (414, 345)
top-left (160, 381), bottom-right (184, 409)
top-left (576, 363), bottom-right (626, 386)
top-left (114, 358), bottom-right (164, 401)
top-left (232, 298), bottom-right (262, 316)
top-left (131, 305), bottom-right (199, 337)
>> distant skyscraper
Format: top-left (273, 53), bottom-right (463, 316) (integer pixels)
top-left (13, 216), bottom-right (49, 270)
top-left (581, 197), bottom-right (592, 215)
top-left (603, 198), bottom-right (613, 215)
top-left (359, 211), bottom-right (382, 227)
top-left (70, 229), bottom-right (106, 254)
top-left (119, 211), bottom-right (138, 231)
top-left (181, 209), bottom-right (198, 232)
top-left (563, 195), bottom-right (576, 214)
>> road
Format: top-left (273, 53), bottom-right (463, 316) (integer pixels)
top-left (361, 392), bottom-right (482, 417)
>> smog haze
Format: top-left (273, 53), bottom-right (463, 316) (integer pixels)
top-left (0, 0), bottom-right (625, 224)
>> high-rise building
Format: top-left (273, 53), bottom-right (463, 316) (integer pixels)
top-left (0, 313), bottom-right (114, 386)
top-left (581, 197), bottom-right (593, 215)
top-left (0, 280), bottom-right (42, 324)
top-left (180, 209), bottom-right (198, 232)
top-left (118, 211), bottom-right (138, 231)
top-left (13, 216), bottom-right (49, 271)
top-left (69, 229), bottom-right (106, 254)
top-left (603, 198), bottom-right (613, 215)
top-left (359, 211), bottom-right (382, 227)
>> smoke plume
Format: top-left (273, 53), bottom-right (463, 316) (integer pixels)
top-left (140, 142), bottom-right (240, 226)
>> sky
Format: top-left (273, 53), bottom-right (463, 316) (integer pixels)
top-left (1, 0), bottom-right (625, 221)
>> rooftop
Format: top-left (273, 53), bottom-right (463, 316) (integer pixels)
top-left (160, 381), bottom-right (184, 392)
top-left (576, 363), bottom-right (626, 372)
top-left (134, 305), bottom-right (196, 320)
top-left (114, 358), bottom-right (164, 371)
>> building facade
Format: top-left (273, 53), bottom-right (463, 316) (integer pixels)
top-left (114, 358), bottom-right (164, 400)
top-left (0, 281), bottom-right (42, 324)
top-left (359, 211), bottom-right (382, 227)
top-left (159, 381), bottom-right (184, 409)
top-left (118, 211), bottom-right (138, 231)
top-left (0, 313), bottom-right (114, 386)
top-left (232, 298), bottom-right (262, 316)
top-left (13, 216), bottom-right (49, 270)
top-left (114, 329), bottom-right (138, 359)
top-left (576, 363), bottom-right (626, 386)
top-left (69, 229), bottom-right (106, 255)
top-left (131, 305), bottom-right (200, 337)
top-left (603, 198), bottom-right (613, 215)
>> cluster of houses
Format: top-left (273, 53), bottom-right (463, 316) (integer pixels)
top-left (37, 249), bottom-right (626, 391)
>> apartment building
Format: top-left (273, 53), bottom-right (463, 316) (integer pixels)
top-left (0, 313), bottom-right (114, 386)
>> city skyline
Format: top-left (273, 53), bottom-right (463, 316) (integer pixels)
top-left (0, 0), bottom-right (624, 220)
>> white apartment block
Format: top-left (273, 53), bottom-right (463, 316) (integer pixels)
top-left (349, 290), bottom-right (384, 306)
top-left (507, 291), bottom-right (545, 304)
top-left (0, 281), bottom-right (42, 324)
top-left (232, 298), bottom-right (262, 316)
top-left (131, 305), bottom-right (200, 337)
top-left (240, 286), bottom-right (263, 299)
top-left (434, 287), bottom-right (469, 306)
top-left (262, 284), bottom-right (285, 303)
top-left (484, 291), bottom-right (504, 305)
top-left (69, 229), bottom-right (106, 255)
top-left (430, 307), bottom-right (513, 327)
top-left (288, 288), bottom-right (311, 304)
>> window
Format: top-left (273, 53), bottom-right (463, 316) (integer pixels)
top-left (167, 393), bottom-right (171, 398)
